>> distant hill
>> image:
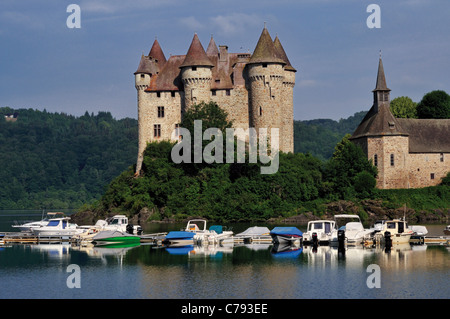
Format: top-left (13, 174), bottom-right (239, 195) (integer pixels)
top-left (0, 107), bottom-right (138, 209)
top-left (294, 111), bottom-right (367, 161)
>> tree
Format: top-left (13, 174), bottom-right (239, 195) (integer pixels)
top-left (390, 96), bottom-right (417, 118)
top-left (323, 134), bottom-right (377, 199)
top-left (416, 90), bottom-right (450, 119)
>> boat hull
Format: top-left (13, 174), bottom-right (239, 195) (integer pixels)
top-left (93, 236), bottom-right (140, 246)
top-left (162, 231), bottom-right (195, 247)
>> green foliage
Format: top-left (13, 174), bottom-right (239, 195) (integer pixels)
top-left (374, 185), bottom-right (449, 212)
top-left (96, 141), bottom-right (325, 222)
top-left (416, 90), bottom-right (450, 119)
top-left (0, 107), bottom-right (137, 209)
top-left (293, 111), bottom-right (367, 161)
top-left (441, 172), bottom-right (450, 186)
top-left (390, 96), bottom-right (417, 118)
top-left (322, 134), bottom-right (377, 199)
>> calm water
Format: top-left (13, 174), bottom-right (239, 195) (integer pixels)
top-left (0, 210), bottom-right (449, 300)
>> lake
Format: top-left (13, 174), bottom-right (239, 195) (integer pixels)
top-left (0, 210), bottom-right (449, 303)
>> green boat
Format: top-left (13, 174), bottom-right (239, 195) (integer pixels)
top-left (92, 230), bottom-right (141, 247)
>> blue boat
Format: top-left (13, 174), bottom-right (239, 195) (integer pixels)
top-left (163, 231), bottom-right (195, 247)
top-left (270, 227), bottom-right (303, 244)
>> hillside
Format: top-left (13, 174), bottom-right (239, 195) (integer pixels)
top-left (293, 111), bottom-right (367, 161)
top-left (0, 107), bottom-right (138, 209)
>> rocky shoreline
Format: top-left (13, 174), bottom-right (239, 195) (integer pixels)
top-left (70, 199), bottom-right (449, 226)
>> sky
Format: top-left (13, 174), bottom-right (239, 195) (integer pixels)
top-left (1, 0), bottom-right (449, 121)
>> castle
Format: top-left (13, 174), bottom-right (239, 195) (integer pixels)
top-left (350, 57), bottom-right (450, 189)
top-left (134, 26), bottom-right (296, 173)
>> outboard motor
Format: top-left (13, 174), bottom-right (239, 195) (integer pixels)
top-left (126, 224), bottom-right (134, 234)
top-left (136, 226), bottom-right (143, 235)
top-left (312, 232), bottom-right (318, 246)
top-left (338, 229), bottom-right (346, 246)
top-left (384, 231), bottom-right (392, 247)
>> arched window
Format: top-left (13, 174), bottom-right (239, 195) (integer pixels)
top-left (390, 154), bottom-right (394, 166)
top-left (374, 154), bottom-right (378, 167)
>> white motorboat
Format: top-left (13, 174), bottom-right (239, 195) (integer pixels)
top-left (330, 214), bottom-right (372, 246)
top-left (368, 219), bottom-right (414, 245)
top-left (408, 225), bottom-right (428, 236)
top-left (71, 215), bottom-right (142, 246)
top-left (12, 212), bottom-right (66, 232)
top-left (32, 217), bottom-right (85, 237)
top-left (270, 227), bottom-right (303, 245)
top-left (184, 219), bottom-right (233, 245)
top-left (102, 215), bottom-right (142, 234)
top-left (303, 220), bottom-right (337, 245)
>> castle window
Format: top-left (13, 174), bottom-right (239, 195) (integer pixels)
top-left (157, 106), bottom-right (164, 118)
top-left (192, 66), bottom-right (197, 71)
top-left (226, 89), bottom-right (231, 96)
top-left (171, 91), bottom-right (175, 98)
top-left (259, 106), bottom-right (262, 117)
top-left (440, 153), bottom-right (444, 162)
top-left (140, 74), bottom-right (145, 79)
top-left (390, 154), bottom-right (395, 166)
top-left (374, 154), bottom-right (378, 167)
top-left (431, 173), bottom-right (435, 180)
top-left (154, 124), bottom-right (161, 138)
top-left (175, 124), bottom-right (181, 141)
top-left (156, 92), bottom-right (161, 98)
top-left (212, 90), bottom-right (216, 96)
top-left (262, 63), bottom-right (267, 68)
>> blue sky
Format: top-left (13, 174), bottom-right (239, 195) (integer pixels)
top-left (1, 0), bottom-right (449, 121)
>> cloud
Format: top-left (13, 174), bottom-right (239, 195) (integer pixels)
top-left (79, 0), bottom-right (179, 14)
top-left (209, 13), bottom-right (261, 36)
top-left (179, 16), bottom-right (205, 31)
top-left (0, 10), bottom-right (45, 30)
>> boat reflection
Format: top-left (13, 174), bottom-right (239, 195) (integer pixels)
top-left (271, 243), bottom-right (302, 258)
top-left (29, 242), bottom-right (71, 259)
top-left (165, 242), bottom-right (234, 258)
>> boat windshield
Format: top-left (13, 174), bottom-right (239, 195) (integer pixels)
top-left (47, 220), bottom-right (60, 227)
top-left (313, 223), bottom-right (323, 230)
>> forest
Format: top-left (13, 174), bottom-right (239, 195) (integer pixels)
top-left (0, 107), bottom-right (137, 209)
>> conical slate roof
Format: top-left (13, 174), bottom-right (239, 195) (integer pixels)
top-left (273, 35), bottom-right (296, 72)
top-left (206, 36), bottom-right (219, 57)
top-left (180, 33), bottom-right (214, 68)
top-left (351, 104), bottom-right (407, 139)
top-left (248, 27), bottom-right (285, 65)
top-left (373, 57), bottom-right (390, 92)
top-left (148, 38), bottom-right (167, 66)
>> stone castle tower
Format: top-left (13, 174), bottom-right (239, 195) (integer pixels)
top-left (134, 26), bottom-right (296, 173)
top-left (350, 56), bottom-right (450, 189)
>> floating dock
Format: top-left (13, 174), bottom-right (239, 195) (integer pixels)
top-left (410, 235), bottom-right (450, 245)
top-left (0, 231), bottom-right (72, 244)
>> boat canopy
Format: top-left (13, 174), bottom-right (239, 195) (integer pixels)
top-left (270, 227), bottom-right (303, 237)
top-left (165, 231), bottom-right (195, 240)
top-left (236, 226), bottom-right (270, 237)
top-left (209, 225), bottom-right (223, 234)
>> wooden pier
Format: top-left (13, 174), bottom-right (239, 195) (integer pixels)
top-left (0, 232), bottom-right (72, 244)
